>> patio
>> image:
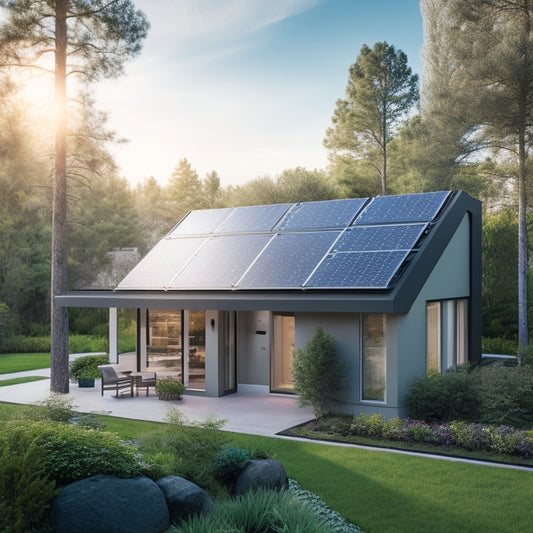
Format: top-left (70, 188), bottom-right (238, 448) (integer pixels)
top-left (0, 367), bottom-right (314, 437)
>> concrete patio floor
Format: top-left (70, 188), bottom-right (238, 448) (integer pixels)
top-left (0, 367), bottom-right (314, 437)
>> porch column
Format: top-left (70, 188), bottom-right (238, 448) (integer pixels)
top-left (109, 307), bottom-right (119, 364)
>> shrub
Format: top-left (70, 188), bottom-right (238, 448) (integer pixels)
top-left (214, 446), bottom-right (251, 486)
top-left (292, 327), bottom-right (347, 420)
top-left (0, 335), bottom-right (51, 353)
top-left (0, 435), bottom-right (58, 533)
top-left (137, 407), bottom-right (227, 492)
top-left (170, 488), bottom-right (334, 533)
top-left (482, 337), bottom-right (518, 356)
top-left (474, 363), bottom-right (533, 428)
top-left (406, 366), bottom-right (481, 423)
top-left (69, 354), bottom-right (109, 380)
top-left (28, 393), bottom-right (78, 423)
top-left (156, 377), bottom-right (186, 400)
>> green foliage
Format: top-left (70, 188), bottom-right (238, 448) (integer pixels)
top-left (406, 367), bottom-right (481, 423)
top-left (0, 335), bottom-right (51, 353)
top-left (156, 377), bottom-right (185, 400)
top-left (29, 393), bottom-right (78, 423)
top-left (482, 337), bottom-right (518, 356)
top-left (69, 353), bottom-right (109, 380)
top-left (137, 407), bottom-right (227, 492)
top-left (406, 363), bottom-right (533, 429)
top-left (324, 41), bottom-right (419, 195)
top-left (213, 446), bottom-right (251, 486)
top-left (0, 432), bottom-right (58, 533)
top-left (171, 488), bottom-right (332, 533)
top-left (292, 327), bottom-right (347, 420)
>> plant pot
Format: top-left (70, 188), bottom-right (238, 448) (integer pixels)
top-left (77, 378), bottom-right (95, 388)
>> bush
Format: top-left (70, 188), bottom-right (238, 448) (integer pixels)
top-left (0, 335), bottom-right (51, 353)
top-left (170, 487), bottom-right (334, 533)
top-left (482, 337), bottom-right (518, 356)
top-left (156, 377), bottom-right (185, 400)
top-left (214, 447), bottom-right (251, 486)
top-left (406, 366), bottom-right (481, 424)
top-left (0, 435), bottom-right (58, 533)
top-left (292, 327), bottom-right (347, 420)
top-left (137, 407), bottom-right (227, 493)
top-left (28, 393), bottom-right (78, 423)
top-left (69, 354), bottom-right (109, 380)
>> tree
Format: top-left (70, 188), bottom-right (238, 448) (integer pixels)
top-left (421, 0), bottom-right (533, 359)
top-left (203, 170), bottom-right (222, 208)
top-left (324, 42), bottom-right (419, 195)
top-left (292, 327), bottom-right (346, 420)
top-left (0, 1), bottom-right (149, 392)
top-left (167, 158), bottom-right (204, 220)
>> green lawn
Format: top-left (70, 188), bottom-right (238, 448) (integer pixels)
top-left (0, 352), bottom-right (50, 374)
top-left (1, 402), bottom-right (529, 533)
top-left (0, 376), bottom-right (48, 387)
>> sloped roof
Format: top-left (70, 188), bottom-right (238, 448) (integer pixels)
top-left (117, 191), bottom-right (452, 292)
top-left (56, 190), bottom-right (481, 314)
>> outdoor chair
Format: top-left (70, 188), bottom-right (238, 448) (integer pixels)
top-left (98, 365), bottom-right (133, 398)
top-left (136, 372), bottom-right (157, 396)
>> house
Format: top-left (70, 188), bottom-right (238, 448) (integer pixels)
top-left (56, 190), bottom-right (481, 418)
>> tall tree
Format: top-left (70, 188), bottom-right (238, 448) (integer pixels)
top-left (0, 0), bottom-right (149, 392)
top-left (324, 42), bottom-right (419, 195)
top-left (167, 158), bottom-right (204, 219)
top-left (421, 0), bottom-right (533, 359)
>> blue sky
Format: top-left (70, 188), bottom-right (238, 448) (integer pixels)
top-left (94, 0), bottom-right (424, 187)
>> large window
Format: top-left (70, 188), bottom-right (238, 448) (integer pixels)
top-left (427, 299), bottom-right (468, 373)
top-left (362, 314), bottom-right (386, 402)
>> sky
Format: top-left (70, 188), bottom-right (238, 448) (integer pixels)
top-left (93, 0), bottom-right (424, 188)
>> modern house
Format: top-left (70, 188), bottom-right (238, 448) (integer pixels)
top-left (56, 190), bottom-right (481, 418)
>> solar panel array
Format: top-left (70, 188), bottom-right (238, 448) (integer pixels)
top-left (117, 191), bottom-right (452, 291)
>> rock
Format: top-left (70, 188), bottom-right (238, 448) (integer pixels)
top-left (156, 475), bottom-right (214, 523)
top-left (233, 459), bottom-right (288, 496)
top-left (51, 475), bottom-right (170, 533)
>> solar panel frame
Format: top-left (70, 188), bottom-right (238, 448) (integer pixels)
top-left (169, 234), bottom-right (274, 289)
top-left (237, 231), bottom-right (341, 289)
top-left (354, 191), bottom-right (451, 225)
top-left (304, 250), bottom-right (411, 289)
top-left (215, 203), bottom-right (292, 234)
top-left (273, 198), bottom-right (368, 231)
top-left (169, 207), bottom-right (234, 236)
top-left (333, 223), bottom-right (428, 253)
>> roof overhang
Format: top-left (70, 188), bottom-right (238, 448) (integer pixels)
top-left (55, 191), bottom-right (481, 315)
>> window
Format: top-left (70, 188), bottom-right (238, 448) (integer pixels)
top-left (362, 314), bottom-right (386, 402)
top-left (426, 299), bottom-right (468, 373)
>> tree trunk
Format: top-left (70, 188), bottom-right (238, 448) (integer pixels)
top-left (381, 114), bottom-right (387, 195)
top-left (517, 128), bottom-right (528, 364)
top-left (50, 0), bottom-right (69, 393)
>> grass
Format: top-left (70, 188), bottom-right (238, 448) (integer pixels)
top-left (0, 376), bottom-right (48, 387)
top-left (0, 402), bottom-right (530, 533)
top-left (0, 352), bottom-right (50, 374)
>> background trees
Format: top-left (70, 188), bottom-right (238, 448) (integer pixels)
top-left (0, 0), bottom-right (149, 392)
top-left (421, 0), bottom-right (533, 358)
top-left (324, 41), bottom-right (419, 196)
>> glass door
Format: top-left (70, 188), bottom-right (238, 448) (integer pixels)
top-left (146, 309), bottom-right (183, 379)
top-left (223, 311), bottom-right (237, 393)
top-left (186, 310), bottom-right (205, 391)
top-left (271, 313), bottom-right (295, 393)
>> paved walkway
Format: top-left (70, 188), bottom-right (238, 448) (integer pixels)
top-left (1, 366), bottom-right (531, 471)
top-left (0, 367), bottom-right (314, 437)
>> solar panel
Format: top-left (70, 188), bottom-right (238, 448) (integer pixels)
top-left (169, 208), bottom-right (233, 236)
top-left (238, 232), bottom-right (340, 288)
top-left (170, 234), bottom-right (273, 288)
top-left (118, 237), bottom-right (208, 289)
top-left (274, 198), bottom-right (368, 231)
top-left (354, 191), bottom-right (451, 225)
top-left (305, 251), bottom-right (410, 289)
top-left (333, 223), bottom-right (427, 252)
top-left (215, 203), bottom-right (291, 233)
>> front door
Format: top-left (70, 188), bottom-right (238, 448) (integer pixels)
top-left (271, 313), bottom-right (295, 393)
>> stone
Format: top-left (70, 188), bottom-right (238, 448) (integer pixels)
top-left (233, 459), bottom-right (288, 496)
top-left (156, 475), bottom-right (214, 523)
top-left (51, 474), bottom-right (170, 533)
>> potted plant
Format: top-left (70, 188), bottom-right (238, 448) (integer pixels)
top-left (69, 354), bottom-right (109, 387)
top-left (156, 377), bottom-right (185, 400)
